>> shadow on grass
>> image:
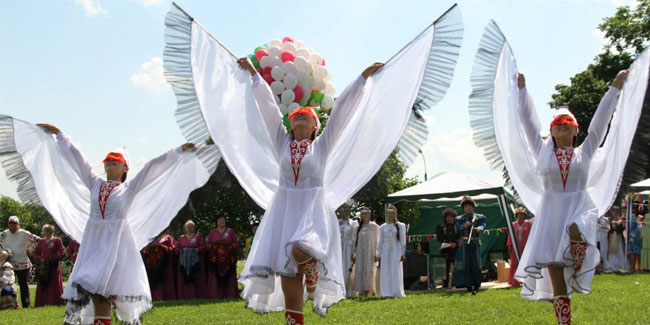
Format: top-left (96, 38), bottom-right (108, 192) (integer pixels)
top-left (154, 297), bottom-right (243, 308)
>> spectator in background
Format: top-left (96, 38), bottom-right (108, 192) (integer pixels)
top-left (67, 240), bottom-right (80, 270)
top-left (0, 248), bottom-right (18, 310)
top-left (244, 223), bottom-right (259, 258)
top-left (435, 208), bottom-right (459, 289)
top-left (642, 213), bottom-right (650, 271)
top-left (607, 207), bottom-right (627, 272)
top-left (338, 204), bottom-right (358, 298)
top-left (33, 224), bottom-right (65, 307)
top-left (506, 207), bottom-right (532, 287)
top-left (142, 230), bottom-right (177, 301)
top-left (377, 205), bottom-right (406, 298)
top-left (352, 207), bottom-right (379, 297)
top-left (596, 212), bottom-right (611, 272)
top-left (176, 220), bottom-right (207, 299)
top-left (0, 216), bottom-right (39, 308)
top-left (206, 216), bottom-right (239, 299)
top-left (452, 195), bottom-right (485, 295)
top-left (627, 211), bottom-right (642, 273)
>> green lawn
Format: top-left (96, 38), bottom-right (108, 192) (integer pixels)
top-left (5, 273), bottom-right (649, 324)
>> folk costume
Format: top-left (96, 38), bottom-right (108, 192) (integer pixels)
top-left (469, 21), bottom-right (650, 324)
top-left (206, 227), bottom-right (239, 299)
top-left (142, 234), bottom-right (177, 301)
top-left (161, 3), bottom-right (463, 318)
top-left (435, 219), bottom-right (459, 288)
top-left (33, 236), bottom-right (66, 307)
top-left (176, 232), bottom-right (207, 300)
top-left (596, 215), bottom-right (610, 270)
top-left (451, 197), bottom-right (485, 293)
top-left (377, 221), bottom-right (407, 298)
top-left (352, 221), bottom-right (379, 295)
top-left (506, 218), bottom-right (532, 286)
top-left (0, 117), bottom-right (219, 324)
top-left (607, 220), bottom-right (627, 272)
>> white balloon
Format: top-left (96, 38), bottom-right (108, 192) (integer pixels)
top-left (304, 75), bottom-right (315, 89)
top-left (274, 95), bottom-right (281, 104)
top-left (282, 61), bottom-right (297, 75)
top-left (278, 103), bottom-right (289, 115)
top-left (259, 56), bottom-right (272, 69)
top-left (295, 48), bottom-right (310, 59)
top-left (313, 79), bottom-right (326, 91)
top-left (309, 52), bottom-right (323, 66)
top-left (294, 57), bottom-right (309, 72)
top-left (281, 89), bottom-right (295, 105)
top-left (324, 82), bottom-right (335, 96)
top-left (294, 40), bottom-right (306, 48)
top-left (321, 96), bottom-right (334, 109)
top-left (288, 102), bottom-right (300, 112)
top-left (314, 66), bottom-right (328, 80)
top-left (284, 73), bottom-right (298, 90)
top-left (267, 46), bottom-right (282, 58)
top-left (271, 66), bottom-right (285, 81)
top-left (296, 71), bottom-right (309, 86)
top-left (269, 39), bottom-right (282, 47)
top-left (300, 86), bottom-right (311, 106)
top-left (271, 81), bottom-right (284, 95)
top-left (324, 69), bottom-right (331, 81)
top-left (282, 42), bottom-right (297, 53)
top-left (271, 57), bottom-right (283, 68)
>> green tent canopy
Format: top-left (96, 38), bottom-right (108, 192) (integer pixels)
top-left (386, 172), bottom-right (520, 269)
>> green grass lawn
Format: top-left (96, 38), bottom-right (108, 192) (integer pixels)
top-left (4, 273), bottom-right (650, 324)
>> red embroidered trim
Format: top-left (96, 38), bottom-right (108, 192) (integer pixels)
top-left (98, 181), bottom-right (120, 219)
top-left (290, 139), bottom-right (311, 186)
top-left (554, 147), bottom-right (574, 190)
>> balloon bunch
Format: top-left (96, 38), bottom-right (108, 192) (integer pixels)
top-left (248, 36), bottom-right (335, 117)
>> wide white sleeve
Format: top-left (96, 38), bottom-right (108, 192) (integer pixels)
top-left (125, 147), bottom-right (183, 197)
top-left (518, 88), bottom-right (543, 155)
top-left (251, 73), bottom-right (290, 153)
top-left (55, 132), bottom-right (101, 189)
top-left (581, 87), bottom-right (619, 157)
top-left (316, 75), bottom-right (366, 156)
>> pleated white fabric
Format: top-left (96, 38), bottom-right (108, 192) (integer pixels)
top-left (0, 117), bottom-right (218, 324)
top-left (162, 3), bottom-right (463, 315)
top-left (468, 21), bottom-right (650, 301)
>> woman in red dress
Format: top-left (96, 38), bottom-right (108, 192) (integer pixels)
top-left (142, 230), bottom-right (177, 301)
top-left (506, 207), bottom-right (532, 287)
top-left (206, 216), bottom-right (239, 299)
top-left (175, 220), bottom-right (206, 299)
top-left (33, 224), bottom-right (65, 307)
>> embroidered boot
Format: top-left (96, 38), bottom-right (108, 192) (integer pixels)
top-left (297, 257), bottom-right (319, 294)
top-left (552, 295), bottom-right (571, 325)
top-left (285, 309), bottom-right (304, 325)
top-left (570, 240), bottom-right (587, 272)
top-left (93, 316), bottom-right (111, 325)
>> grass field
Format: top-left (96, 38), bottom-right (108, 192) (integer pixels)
top-left (4, 273), bottom-right (650, 324)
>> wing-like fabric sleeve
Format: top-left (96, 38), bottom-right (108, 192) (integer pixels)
top-left (126, 145), bottom-right (220, 250)
top-left (581, 87), bottom-right (620, 157)
top-left (55, 132), bottom-right (102, 189)
top-left (163, 4), bottom-right (277, 210)
top-left (0, 116), bottom-right (90, 242)
top-left (468, 21), bottom-right (543, 214)
top-left (587, 47), bottom-right (650, 215)
top-left (324, 5), bottom-right (463, 209)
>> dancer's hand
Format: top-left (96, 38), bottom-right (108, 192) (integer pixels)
top-left (37, 123), bottom-right (60, 135)
top-left (612, 69), bottom-right (628, 90)
top-left (518, 73), bottom-right (526, 89)
top-left (237, 57), bottom-right (257, 76)
top-left (362, 62), bottom-right (384, 79)
top-left (181, 143), bottom-right (196, 152)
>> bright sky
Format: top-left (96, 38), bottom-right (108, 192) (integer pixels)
top-left (0, 0), bottom-right (635, 200)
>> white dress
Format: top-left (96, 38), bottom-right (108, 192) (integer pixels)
top-left (0, 117), bottom-right (218, 324)
top-left (378, 222), bottom-right (406, 298)
top-left (352, 222), bottom-right (378, 294)
top-left (596, 216), bottom-right (610, 269)
top-left (468, 22), bottom-right (650, 301)
top-left (339, 218), bottom-right (358, 297)
top-left (606, 222), bottom-right (628, 272)
top-left (161, 3), bottom-right (463, 316)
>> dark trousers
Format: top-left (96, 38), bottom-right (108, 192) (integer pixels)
top-left (441, 248), bottom-right (456, 288)
top-left (15, 269), bottom-right (30, 308)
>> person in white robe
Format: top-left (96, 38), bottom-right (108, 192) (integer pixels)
top-left (338, 204), bottom-right (358, 298)
top-left (596, 214), bottom-right (610, 272)
top-left (351, 208), bottom-right (378, 297)
top-left (378, 205), bottom-right (407, 298)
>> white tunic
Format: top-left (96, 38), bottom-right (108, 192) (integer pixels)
top-left (515, 87), bottom-right (618, 301)
top-left (378, 222), bottom-right (406, 298)
top-left (0, 229), bottom-right (38, 270)
top-left (596, 215), bottom-right (610, 269)
top-left (339, 218), bottom-right (358, 297)
top-left (352, 222), bottom-right (378, 293)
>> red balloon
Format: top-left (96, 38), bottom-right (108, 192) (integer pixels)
top-left (262, 74), bottom-right (274, 85)
top-left (293, 86), bottom-right (304, 102)
top-left (321, 58), bottom-right (326, 66)
top-left (262, 66), bottom-right (273, 75)
top-left (282, 36), bottom-right (294, 43)
top-left (255, 49), bottom-right (269, 61)
top-left (281, 51), bottom-right (296, 62)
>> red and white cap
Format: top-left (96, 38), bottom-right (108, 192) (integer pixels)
top-left (550, 106), bottom-right (579, 128)
top-left (103, 147), bottom-right (130, 166)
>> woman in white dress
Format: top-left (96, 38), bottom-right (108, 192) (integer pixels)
top-left (0, 119), bottom-right (218, 325)
top-left (469, 21), bottom-right (649, 324)
top-left (351, 208), bottom-right (378, 297)
top-left (378, 205), bottom-right (406, 298)
top-left (596, 213), bottom-right (610, 272)
top-left (338, 204), bottom-right (358, 298)
top-left (607, 208), bottom-right (628, 272)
